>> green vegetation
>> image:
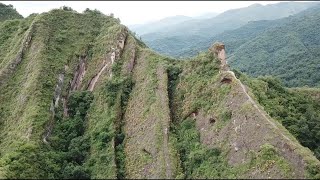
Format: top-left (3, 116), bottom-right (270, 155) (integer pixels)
top-left (0, 3), bottom-right (23, 22)
top-left (84, 90), bottom-right (116, 179)
top-left (173, 117), bottom-right (228, 178)
top-left (1, 90), bottom-right (93, 179)
top-left (0, 3), bottom-right (320, 179)
top-left (229, 5), bottom-right (320, 87)
top-left (199, 5), bottom-right (320, 87)
top-left (235, 70), bottom-right (320, 160)
top-left (0, 7), bottom-right (130, 178)
top-left (48, 91), bottom-right (93, 179)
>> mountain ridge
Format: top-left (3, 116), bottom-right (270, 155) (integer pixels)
top-left (0, 4), bottom-right (319, 179)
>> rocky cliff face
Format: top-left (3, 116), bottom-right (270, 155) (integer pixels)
top-left (209, 42), bottom-right (229, 71)
top-left (0, 8), bottom-right (319, 179)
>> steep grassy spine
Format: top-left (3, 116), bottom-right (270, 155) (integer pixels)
top-left (122, 48), bottom-right (181, 178)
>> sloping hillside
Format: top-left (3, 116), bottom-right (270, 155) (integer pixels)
top-left (138, 2), bottom-right (318, 58)
top-left (0, 6), bottom-right (319, 179)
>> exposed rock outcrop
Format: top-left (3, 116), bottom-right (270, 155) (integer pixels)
top-left (87, 29), bottom-right (128, 91)
top-left (70, 55), bottom-right (87, 91)
top-left (209, 42), bottom-right (229, 71)
top-left (43, 72), bottom-right (65, 143)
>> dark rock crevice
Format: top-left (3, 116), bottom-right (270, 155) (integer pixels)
top-left (62, 54), bottom-right (89, 117)
top-left (43, 72), bottom-right (65, 144)
top-left (70, 55), bottom-right (88, 91)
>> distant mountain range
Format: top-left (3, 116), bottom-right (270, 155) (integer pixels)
top-left (129, 15), bottom-right (193, 35)
top-left (174, 3), bottom-right (320, 87)
top-left (227, 4), bottom-right (320, 87)
top-left (129, 12), bottom-right (219, 36)
top-left (134, 2), bottom-right (319, 58)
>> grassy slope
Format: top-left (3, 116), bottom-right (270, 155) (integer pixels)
top-left (84, 28), bottom-right (138, 179)
top-left (0, 3), bottom-right (23, 22)
top-left (123, 48), bottom-right (181, 178)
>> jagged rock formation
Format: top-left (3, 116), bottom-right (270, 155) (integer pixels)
top-left (0, 7), bottom-right (319, 179)
top-left (209, 42), bottom-right (229, 71)
top-left (87, 29), bottom-right (128, 91)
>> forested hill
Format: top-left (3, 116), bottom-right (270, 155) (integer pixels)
top-left (0, 3), bottom-right (23, 21)
top-left (227, 4), bottom-right (320, 87)
top-left (137, 2), bottom-right (319, 58)
top-left (162, 3), bottom-right (320, 87)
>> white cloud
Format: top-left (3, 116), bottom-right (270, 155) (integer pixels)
top-left (0, 1), bottom-right (303, 25)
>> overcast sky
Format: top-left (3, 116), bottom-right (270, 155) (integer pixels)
top-left (1, 1), bottom-right (295, 25)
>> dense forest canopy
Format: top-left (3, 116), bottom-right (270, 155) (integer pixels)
top-left (228, 5), bottom-right (320, 87)
top-left (136, 2), bottom-right (319, 58)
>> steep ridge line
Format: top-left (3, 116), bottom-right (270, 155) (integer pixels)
top-left (226, 70), bottom-right (292, 142)
top-left (156, 65), bottom-right (172, 178)
top-left (213, 42), bottom-right (292, 142)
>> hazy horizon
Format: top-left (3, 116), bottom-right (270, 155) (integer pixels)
top-left (0, 1), bottom-right (302, 25)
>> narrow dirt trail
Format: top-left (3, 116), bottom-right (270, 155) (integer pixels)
top-left (156, 65), bottom-right (172, 179)
top-left (226, 70), bottom-right (292, 142)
